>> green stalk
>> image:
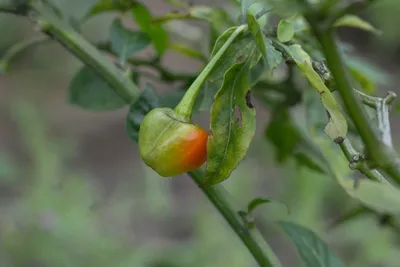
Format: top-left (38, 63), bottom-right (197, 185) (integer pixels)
top-left (309, 25), bottom-right (400, 184)
top-left (191, 169), bottom-right (281, 267)
top-left (22, 3), bottom-right (280, 266)
top-left (174, 25), bottom-right (247, 120)
top-left (31, 1), bottom-right (140, 104)
top-left (0, 36), bottom-right (49, 73)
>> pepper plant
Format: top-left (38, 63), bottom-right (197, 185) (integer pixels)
top-left (1, 0), bottom-right (400, 266)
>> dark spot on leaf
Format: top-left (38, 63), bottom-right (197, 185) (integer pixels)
top-left (353, 176), bottom-right (362, 189)
top-left (234, 105), bottom-right (242, 127)
top-left (246, 91), bottom-right (254, 108)
top-left (236, 55), bottom-right (246, 63)
top-left (379, 214), bottom-right (392, 226)
top-left (334, 137), bottom-right (344, 144)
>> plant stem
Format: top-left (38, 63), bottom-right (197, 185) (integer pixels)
top-left (30, 1), bottom-right (140, 104)
top-left (309, 25), bottom-right (400, 184)
top-left (339, 138), bottom-right (388, 183)
top-left (0, 35), bottom-right (49, 73)
top-left (96, 42), bottom-right (195, 82)
top-left (190, 169), bottom-right (280, 267)
top-left (174, 25), bottom-right (247, 120)
top-left (24, 3), bottom-right (279, 266)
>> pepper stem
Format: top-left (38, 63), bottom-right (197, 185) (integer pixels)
top-left (174, 25), bottom-right (248, 120)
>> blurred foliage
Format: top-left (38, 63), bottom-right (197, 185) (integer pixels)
top-left (1, 0), bottom-right (400, 267)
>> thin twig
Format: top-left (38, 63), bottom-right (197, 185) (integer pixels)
top-left (97, 42), bottom-right (195, 82)
top-left (0, 35), bottom-right (49, 73)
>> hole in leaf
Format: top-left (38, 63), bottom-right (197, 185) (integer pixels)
top-left (246, 91), bottom-right (254, 108)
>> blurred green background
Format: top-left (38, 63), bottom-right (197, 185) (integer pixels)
top-left (1, 0), bottom-right (400, 266)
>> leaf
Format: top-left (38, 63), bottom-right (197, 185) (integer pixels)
top-left (248, 197), bottom-right (273, 213)
top-left (317, 137), bottom-right (400, 215)
top-left (265, 108), bottom-right (326, 174)
top-left (277, 20), bottom-right (294, 43)
top-left (109, 18), bottom-right (151, 64)
top-left (247, 13), bottom-right (267, 59)
top-left (247, 197), bottom-right (289, 214)
top-left (293, 152), bottom-right (325, 173)
top-left (280, 221), bottom-right (347, 267)
top-left (168, 43), bottom-right (207, 62)
top-left (132, 3), bottom-right (169, 55)
top-left (334, 15), bottom-right (381, 35)
top-left (280, 44), bottom-right (348, 141)
top-left (344, 56), bottom-right (389, 94)
top-left (88, 0), bottom-right (136, 17)
top-left (210, 28), bottom-right (257, 79)
top-left (69, 66), bottom-right (126, 110)
top-left (331, 206), bottom-right (371, 228)
top-left (189, 6), bottom-right (234, 39)
top-left (333, 162), bottom-right (400, 215)
top-left (126, 84), bottom-right (159, 142)
top-left (264, 37), bottom-right (283, 70)
top-left (265, 109), bottom-right (300, 163)
top-left (203, 60), bottom-right (256, 185)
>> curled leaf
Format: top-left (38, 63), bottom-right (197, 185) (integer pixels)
top-left (279, 43), bottom-right (348, 141)
top-left (203, 60), bottom-right (256, 185)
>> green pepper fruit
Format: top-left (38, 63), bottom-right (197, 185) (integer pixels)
top-left (138, 25), bottom-right (247, 177)
top-left (138, 108), bottom-right (208, 177)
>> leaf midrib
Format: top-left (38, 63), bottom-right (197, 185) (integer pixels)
top-left (213, 61), bottom-right (248, 177)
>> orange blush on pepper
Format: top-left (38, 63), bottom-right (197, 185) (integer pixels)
top-left (138, 108), bottom-right (208, 177)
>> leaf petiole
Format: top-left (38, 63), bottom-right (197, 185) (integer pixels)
top-left (174, 24), bottom-right (248, 120)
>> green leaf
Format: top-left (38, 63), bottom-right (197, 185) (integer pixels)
top-left (126, 84), bottom-right (159, 142)
top-left (277, 20), bottom-right (294, 43)
top-left (168, 43), bottom-right (207, 62)
top-left (293, 152), bottom-right (325, 173)
top-left (88, 0), bottom-right (136, 17)
top-left (209, 28), bottom-right (259, 85)
top-left (344, 56), bottom-right (389, 94)
top-left (132, 3), bottom-right (169, 55)
top-left (265, 108), bottom-right (326, 173)
top-left (247, 197), bottom-right (289, 214)
top-left (203, 60), bottom-right (256, 185)
top-left (247, 13), bottom-right (267, 59)
top-left (248, 197), bottom-right (273, 213)
top-left (264, 37), bottom-right (283, 70)
top-left (334, 15), bottom-right (381, 35)
top-left (109, 18), bottom-right (151, 64)
top-left (190, 6), bottom-right (234, 37)
top-left (315, 136), bottom-right (400, 215)
top-left (280, 44), bottom-right (348, 141)
top-left (280, 221), bottom-right (347, 267)
top-left (153, 6), bottom-right (233, 41)
top-left (69, 66), bottom-right (126, 110)
top-left (331, 206), bottom-right (371, 228)
top-left (333, 162), bottom-right (400, 215)
top-left (265, 109), bottom-right (300, 163)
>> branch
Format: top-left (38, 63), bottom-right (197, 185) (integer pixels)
top-left (96, 42), bottom-right (195, 82)
top-left (190, 169), bottom-right (281, 267)
top-left (29, 1), bottom-right (139, 103)
top-left (23, 1), bottom-right (280, 266)
top-left (339, 138), bottom-right (389, 183)
top-left (0, 35), bottom-right (49, 73)
top-left (306, 23), bottom-right (400, 184)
